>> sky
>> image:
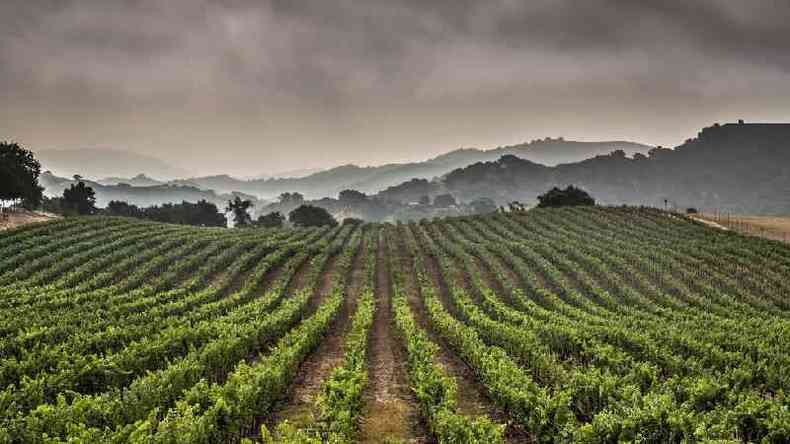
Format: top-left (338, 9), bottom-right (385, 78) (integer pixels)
top-left (2, 0), bottom-right (790, 177)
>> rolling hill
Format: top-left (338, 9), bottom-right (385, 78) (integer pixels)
top-left (1, 207), bottom-right (788, 441)
top-left (35, 148), bottom-right (190, 181)
top-left (177, 139), bottom-right (653, 199)
top-left (432, 122), bottom-right (790, 215)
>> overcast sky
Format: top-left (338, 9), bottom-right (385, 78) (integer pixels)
top-left (2, 0), bottom-right (789, 176)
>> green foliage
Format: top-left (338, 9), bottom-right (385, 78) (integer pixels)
top-left (536, 185), bottom-right (595, 208)
top-left (341, 217), bottom-right (364, 226)
top-left (226, 196), bottom-right (254, 227)
top-left (289, 204), bottom-right (338, 227)
top-left (104, 199), bottom-right (227, 227)
top-left (0, 207), bottom-right (789, 443)
top-left (0, 142), bottom-right (44, 209)
top-left (256, 211), bottom-right (286, 228)
top-left (62, 179), bottom-right (97, 215)
top-left (338, 189), bottom-right (366, 202)
top-left (279, 192), bottom-right (305, 205)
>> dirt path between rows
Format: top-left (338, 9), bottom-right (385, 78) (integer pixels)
top-left (265, 233), bottom-right (365, 431)
top-left (415, 237), bottom-right (531, 442)
top-left (359, 231), bottom-right (427, 443)
top-left (393, 226), bottom-right (528, 442)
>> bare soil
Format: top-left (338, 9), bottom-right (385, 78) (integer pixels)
top-left (265, 235), bottom-right (365, 432)
top-left (359, 232), bottom-right (427, 443)
top-left (394, 227), bottom-right (529, 442)
top-left (695, 214), bottom-right (790, 243)
top-left (0, 210), bottom-right (58, 232)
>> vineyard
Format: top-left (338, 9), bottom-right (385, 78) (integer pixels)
top-left (0, 207), bottom-right (789, 443)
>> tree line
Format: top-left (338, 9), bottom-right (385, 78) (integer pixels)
top-left (3, 141), bottom-right (596, 227)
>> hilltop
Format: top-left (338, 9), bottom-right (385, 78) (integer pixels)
top-left (176, 139), bottom-right (652, 199)
top-left (35, 148), bottom-right (189, 180)
top-left (432, 122), bottom-right (790, 215)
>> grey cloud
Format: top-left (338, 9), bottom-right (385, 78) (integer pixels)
top-left (1, 0), bottom-right (789, 176)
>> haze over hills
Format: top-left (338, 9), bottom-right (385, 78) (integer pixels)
top-left (437, 122), bottom-right (790, 215)
top-left (174, 139), bottom-right (653, 199)
top-left (38, 171), bottom-right (263, 210)
top-left (35, 149), bottom-right (190, 181)
top-left (36, 140), bottom-right (651, 201)
top-left (97, 174), bottom-right (166, 187)
top-left (34, 123), bottom-right (790, 218)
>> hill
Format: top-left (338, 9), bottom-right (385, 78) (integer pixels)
top-left (424, 122), bottom-right (790, 215)
top-left (39, 171), bottom-right (260, 210)
top-left (0, 207), bottom-right (788, 441)
top-left (177, 139), bottom-right (652, 199)
top-left (35, 148), bottom-right (189, 180)
top-left (96, 174), bottom-right (166, 187)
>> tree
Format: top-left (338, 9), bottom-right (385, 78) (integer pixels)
top-left (105, 200), bottom-right (143, 218)
top-left (338, 189), bottom-right (366, 202)
top-left (433, 193), bottom-right (457, 208)
top-left (62, 179), bottom-right (97, 215)
top-left (110, 200), bottom-right (226, 227)
top-left (342, 217), bottom-right (364, 226)
top-left (226, 196), bottom-right (253, 227)
top-left (278, 192), bottom-right (304, 205)
top-left (256, 211), bottom-right (285, 228)
top-left (289, 204), bottom-right (337, 227)
top-left (0, 142), bottom-right (44, 209)
top-left (536, 185), bottom-right (595, 208)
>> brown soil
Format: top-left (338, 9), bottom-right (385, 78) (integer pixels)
top-left (265, 233), bottom-right (365, 432)
top-left (698, 214), bottom-right (790, 243)
top-left (359, 232), bottom-right (427, 443)
top-left (416, 242), bottom-right (531, 443)
top-left (0, 210), bottom-right (58, 232)
top-left (394, 227), bottom-right (529, 442)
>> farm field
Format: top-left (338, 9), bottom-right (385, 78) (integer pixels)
top-left (0, 207), bottom-right (789, 443)
top-left (696, 214), bottom-right (790, 244)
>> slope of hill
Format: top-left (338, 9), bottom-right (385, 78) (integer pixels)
top-left (35, 148), bottom-right (189, 180)
top-left (492, 138), bottom-right (651, 166)
top-left (433, 122), bottom-right (790, 215)
top-left (39, 171), bottom-right (259, 210)
top-left (97, 174), bottom-right (165, 187)
top-left (1, 208), bottom-right (788, 442)
top-left (180, 139), bottom-right (652, 199)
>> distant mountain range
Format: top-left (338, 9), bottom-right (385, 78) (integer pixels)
top-left (34, 123), bottom-right (790, 218)
top-left (435, 123), bottom-right (790, 215)
top-left (170, 139), bottom-right (652, 199)
top-left (35, 148), bottom-right (190, 180)
top-left (97, 174), bottom-right (165, 187)
top-left (39, 172), bottom-right (262, 210)
top-left (35, 137), bottom-right (652, 217)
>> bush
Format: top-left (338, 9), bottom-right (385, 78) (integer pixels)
top-left (289, 205), bottom-right (337, 227)
top-left (342, 217), bottom-right (364, 226)
top-left (256, 211), bottom-right (285, 228)
top-left (104, 199), bottom-right (227, 227)
top-left (537, 186), bottom-right (595, 208)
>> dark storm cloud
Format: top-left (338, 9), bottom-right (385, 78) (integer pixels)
top-left (1, 0), bottom-right (789, 176)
